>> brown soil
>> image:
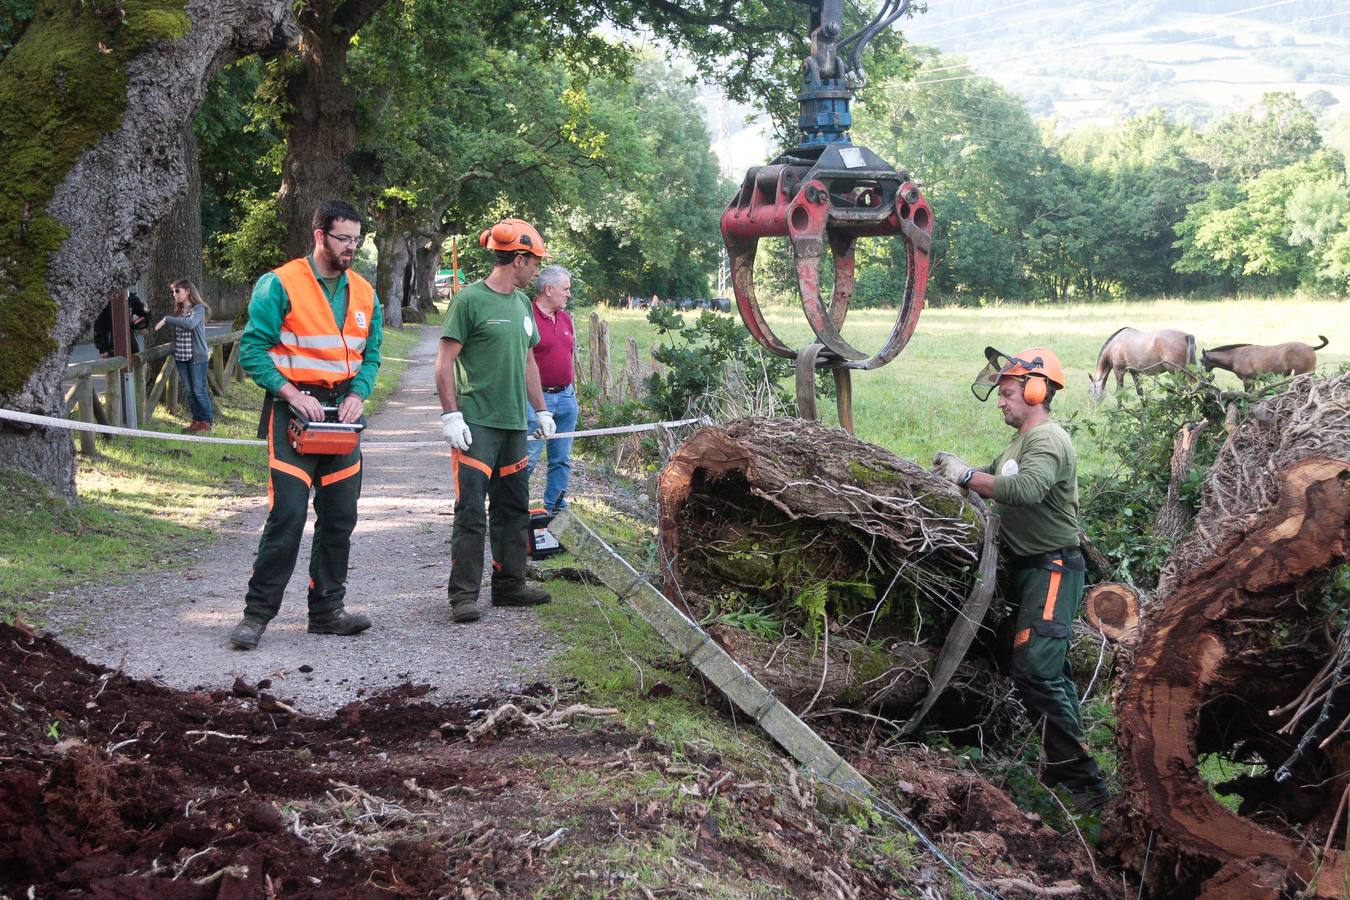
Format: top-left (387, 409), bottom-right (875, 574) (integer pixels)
top-left (1, 619), bottom-right (1113, 898)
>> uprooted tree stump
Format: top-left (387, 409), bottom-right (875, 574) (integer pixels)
top-left (656, 417), bottom-right (1003, 724)
top-left (1110, 373), bottom-right (1350, 898)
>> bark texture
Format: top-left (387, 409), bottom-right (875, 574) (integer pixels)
top-left (1110, 373), bottom-right (1350, 898)
top-left (0, 0), bottom-right (295, 495)
top-left (144, 126), bottom-right (205, 332)
top-left (276, 0), bottom-right (387, 257)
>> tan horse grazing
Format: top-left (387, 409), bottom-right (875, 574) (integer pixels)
top-left (1089, 327), bottom-right (1196, 402)
top-left (1201, 336), bottom-right (1328, 388)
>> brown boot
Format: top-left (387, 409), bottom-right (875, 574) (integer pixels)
top-left (308, 610), bottom-right (372, 635)
top-left (451, 599), bottom-right (481, 623)
top-left (491, 584), bottom-right (551, 607)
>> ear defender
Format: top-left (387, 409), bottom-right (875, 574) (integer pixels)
top-left (479, 228), bottom-right (491, 248)
top-left (1022, 376), bottom-right (1047, 405)
top-left (491, 221), bottom-right (519, 244)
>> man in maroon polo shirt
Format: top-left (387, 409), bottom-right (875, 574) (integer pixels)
top-left (526, 265), bottom-right (577, 511)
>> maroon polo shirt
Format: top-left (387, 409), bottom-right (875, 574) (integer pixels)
top-left (532, 302), bottom-right (575, 388)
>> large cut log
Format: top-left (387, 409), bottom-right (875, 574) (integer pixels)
top-left (658, 417), bottom-right (984, 636)
top-left (1111, 373), bottom-right (1350, 898)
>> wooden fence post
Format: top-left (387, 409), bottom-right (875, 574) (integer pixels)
top-left (625, 337), bottom-right (642, 400)
top-left (588, 311), bottom-right (601, 388)
top-left (76, 376), bottom-right (95, 455)
top-left (596, 317), bottom-right (611, 400)
top-left (106, 366), bottom-right (123, 427)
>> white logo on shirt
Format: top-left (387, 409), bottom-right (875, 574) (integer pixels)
top-left (524, 317), bottom-right (534, 338)
top-left (1001, 459), bottom-right (1020, 476)
top-left (354, 311), bottom-right (367, 329)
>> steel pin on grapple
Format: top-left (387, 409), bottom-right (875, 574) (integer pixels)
top-left (720, 0), bottom-right (932, 433)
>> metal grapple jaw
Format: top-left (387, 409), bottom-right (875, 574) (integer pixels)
top-left (720, 141), bottom-right (933, 432)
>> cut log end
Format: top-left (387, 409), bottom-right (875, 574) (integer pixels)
top-left (1082, 582), bottom-right (1140, 647)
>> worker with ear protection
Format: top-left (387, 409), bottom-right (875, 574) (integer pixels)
top-left (933, 347), bottom-right (1112, 813)
top-left (435, 218), bottom-right (556, 625)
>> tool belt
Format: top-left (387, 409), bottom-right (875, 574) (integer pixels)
top-left (1005, 547), bottom-right (1085, 573)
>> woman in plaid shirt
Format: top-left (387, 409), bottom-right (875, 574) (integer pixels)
top-left (156, 280), bottom-right (214, 432)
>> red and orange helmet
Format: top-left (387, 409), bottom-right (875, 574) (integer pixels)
top-left (971, 346), bottom-right (1066, 403)
top-left (479, 218), bottom-right (549, 257)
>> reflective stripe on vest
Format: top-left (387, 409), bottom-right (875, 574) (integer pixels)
top-left (269, 258), bottom-right (375, 387)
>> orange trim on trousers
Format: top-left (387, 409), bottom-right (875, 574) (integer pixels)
top-left (1041, 559), bottom-right (1063, 621)
top-left (320, 460), bottom-right (362, 486)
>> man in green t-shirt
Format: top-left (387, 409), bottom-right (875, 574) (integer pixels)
top-left (933, 347), bottom-right (1111, 813)
top-left (435, 219), bottom-right (557, 624)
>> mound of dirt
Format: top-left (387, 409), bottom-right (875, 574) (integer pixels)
top-left (1, 618), bottom-right (1118, 897)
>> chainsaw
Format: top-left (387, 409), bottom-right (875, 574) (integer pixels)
top-left (721, 0), bottom-right (932, 433)
top-left (287, 406), bottom-right (365, 455)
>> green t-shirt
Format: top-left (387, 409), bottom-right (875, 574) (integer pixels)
top-left (984, 420), bottom-right (1081, 558)
top-left (442, 280), bottom-right (540, 430)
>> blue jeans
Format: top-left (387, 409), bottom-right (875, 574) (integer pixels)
top-left (176, 360), bottom-right (213, 424)
top-left (526, 385), bottom-right (578, 511)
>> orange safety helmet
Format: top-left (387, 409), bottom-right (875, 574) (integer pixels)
top-left (971, 346), bottom-right (1066, 405)
top-left (479, 218), bottom-right (549, 257)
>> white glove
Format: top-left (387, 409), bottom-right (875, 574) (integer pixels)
top-left (441, 411), bottom-right (472, 451)
top-left (933, 451), bottom-right (973, 486)
top-left (534, 409), bottom-right (556, 440)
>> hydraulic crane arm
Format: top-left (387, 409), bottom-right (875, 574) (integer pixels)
top-left (721, 0), bottom-right (932, 432)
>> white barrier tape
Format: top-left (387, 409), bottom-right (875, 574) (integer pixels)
top-left (0, 407), bottom-right (704, 450)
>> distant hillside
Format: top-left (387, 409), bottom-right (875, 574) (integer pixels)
top-left (903, 0), bottom-right (1349, 125)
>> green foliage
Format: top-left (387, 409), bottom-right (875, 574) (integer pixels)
top-left (644, 306), bottom-right (793, 419)
top-left (1078, 369), bottom-right (1233, 586)
top-left (0, 0), bottom-right (188, 396)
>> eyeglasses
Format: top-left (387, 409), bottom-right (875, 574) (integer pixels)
top-left (325, 231), bottom-right (364, 248)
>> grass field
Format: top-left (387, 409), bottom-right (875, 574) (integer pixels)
top-left (594, 297), bottom-right (1350, 474)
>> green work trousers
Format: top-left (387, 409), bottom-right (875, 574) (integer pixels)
top-left (1006, 550), bottom-right (1104, 792)
top-left (243, 402), bottom-right (363, 623)
top-left (447, 424), bottom-right (530, 605)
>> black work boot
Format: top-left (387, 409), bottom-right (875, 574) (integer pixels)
top-left (451, 599), bottom-right (481, 624)
top-left (307, 610), bottom-right (372, 636)
top-left (1070, 782), bottom-right (1113, 813)
top-left (491, 584), bottom-right (551, 607)
top-left (230, 617), bottom-right (267, 651)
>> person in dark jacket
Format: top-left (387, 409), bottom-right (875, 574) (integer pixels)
top-left (93, 290), bottom-right (149, 357)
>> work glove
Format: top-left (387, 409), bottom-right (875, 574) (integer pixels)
top-left (932, 451), bottom-right (974, 486)
top-left (533, 409), bottom-right (556, 440)
top-left (441, 411), bottom-right (472, 451)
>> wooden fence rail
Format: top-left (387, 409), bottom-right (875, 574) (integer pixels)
top-left (62, 330), bottom-right (245, 453)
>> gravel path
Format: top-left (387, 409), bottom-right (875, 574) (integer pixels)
top-left (49, 326), bottom-right (564, 713)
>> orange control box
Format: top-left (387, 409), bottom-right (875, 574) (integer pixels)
top-left (287, 408), bottom-right (364, 455)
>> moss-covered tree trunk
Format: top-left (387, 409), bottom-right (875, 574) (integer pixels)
top-left (275, 0), bottom-right (388, 257)
top-left (0, 0), bottom-right (294, 495)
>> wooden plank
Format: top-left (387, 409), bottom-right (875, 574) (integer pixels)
top-left (65, 356), bottom-right (127, 378)
top-left (547, 510), bottom-right (872, 797)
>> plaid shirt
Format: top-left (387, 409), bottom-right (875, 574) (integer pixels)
top-left (172, 323), bottom-right (195, 361)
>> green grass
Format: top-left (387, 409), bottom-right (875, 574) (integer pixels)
top-left (588, 296), bottom-right (1349, 475)
top-left (0, 318), bottom-right (434, 622)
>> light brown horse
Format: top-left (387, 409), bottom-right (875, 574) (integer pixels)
top-left (1089, 327), bottom-right (1196, 402)
top-left (1201, 336), bottom-right (1328, 388)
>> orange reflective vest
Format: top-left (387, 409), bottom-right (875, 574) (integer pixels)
top-left (268, 258), bottom-right (375, 387)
